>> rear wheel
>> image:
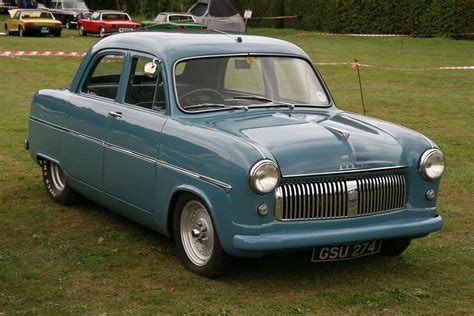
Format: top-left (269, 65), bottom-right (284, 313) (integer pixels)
top-left (53, 30), bottom-right (61, 37)
top-left (99, 26), bottom-right (105, 38)
top-left (41, 160), bottom-right (77, 205)
top-left (78, 24), bottom-right (86, 36)
top-left (173, 193), bottom-right (228, 278)
top-left (4, 24), bottom-right (9, 35)
top-left (380, 238), bottom-right (412, 256)
top-left (65, 17), bottom-right (73, 29)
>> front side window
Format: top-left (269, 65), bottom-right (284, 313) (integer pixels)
top-left (82, 54), bottom-right (124, 100)
top-left (155, 14), bottom-right (166, 22)
top-left (175, 56), bottom-right (329, 112)
top-left (91, 12), bottom-right (100, 20)
top-left (125, 57), bottom-right (165, 111)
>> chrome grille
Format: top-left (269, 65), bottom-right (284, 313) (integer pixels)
top-left (275, 173), bottom-right (406, 221)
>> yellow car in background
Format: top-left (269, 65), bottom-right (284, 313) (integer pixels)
top-left (5, 9), bottom-right (62, 37)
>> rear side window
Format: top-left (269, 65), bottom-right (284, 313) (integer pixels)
top-left (82, 54), bottom-right (124, 100)
top-left (125, 57), bottom-right (166, 111)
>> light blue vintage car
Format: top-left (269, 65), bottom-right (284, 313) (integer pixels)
top-left (26, 30), bottom-right (445, 278)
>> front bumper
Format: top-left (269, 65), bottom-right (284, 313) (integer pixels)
top-left (233, 214), bottom-right (442, 252)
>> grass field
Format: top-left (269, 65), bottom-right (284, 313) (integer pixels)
top-left (1, 15), bottom-right (473, 314)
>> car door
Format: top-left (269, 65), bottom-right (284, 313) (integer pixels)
top-left (85, 11), bottom-right (99, 32)
top-left (62, 51), bottom-right (126, 191)
top-left (103, 52), bottom-right (168, 213)
top-left (11, 10), bottom-right (20, 31)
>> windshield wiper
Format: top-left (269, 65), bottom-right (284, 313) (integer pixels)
top-left (184, 103), bottom-right (248, 111)
top-left (233, 95), bottom-right (295, 109)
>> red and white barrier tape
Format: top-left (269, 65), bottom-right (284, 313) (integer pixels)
top-left (0, 51), bottom-right (86, 57)
top-left (315, 62), bottom-right (474, 71)
top-left (299, 31), bottom-right (474, 37)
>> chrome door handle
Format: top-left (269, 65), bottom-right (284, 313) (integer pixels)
top-left (108, 111), bottom-right (122, 118)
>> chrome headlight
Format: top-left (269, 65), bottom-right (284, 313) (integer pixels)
top-left (419, 149), bottom-right (445, 180)
top-left (249, 160), bottom-right (280, 194)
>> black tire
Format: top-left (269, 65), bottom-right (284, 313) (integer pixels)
top-left (99, 26), bottom-right (105, 38)
top-left (173, 193), bottom-right (228, 278)
top-left (19, 26), bottom-right (25, 37)
top-left (78, 24), bottom-right (87, 36)
top-left (4, 24), bottom-right (9, 36)
top-left (41, 160), bottom-right (77, 205)
top-left (53, 31), bottom-right (61, 37)
top-left (380, 238), bottom-right (412, 256)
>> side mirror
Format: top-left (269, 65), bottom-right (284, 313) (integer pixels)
top-left (144, 59), bottom-right (160, 78)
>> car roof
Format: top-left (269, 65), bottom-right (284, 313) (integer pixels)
top-left (159, 12), bottom-right (193, 15)
top-left (91, 30), bottom-right (308, 64)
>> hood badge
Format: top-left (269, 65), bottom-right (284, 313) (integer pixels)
top-left (339, 163), bottom-right (369, 171)
top-left (325, 126), bottom-right (350, 140)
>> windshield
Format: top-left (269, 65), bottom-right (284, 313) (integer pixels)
top-left (175, 56), bottom-right (330, 112)
top-left (21, 11), bottom-right (54, 19)
top-left (62, 2), bottom-right (88, 9)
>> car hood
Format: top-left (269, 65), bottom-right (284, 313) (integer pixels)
top-left (186, 110), bottom-right (430, 176)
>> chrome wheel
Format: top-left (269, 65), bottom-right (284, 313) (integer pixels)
top-left (99, 27), bottom-right (105, 38)
top-left (50, 162), bottom-right (66, 192)
top-left (180, 200), bottom-right (214, 266)
top-left (4, 24), bottom-right (9, 36)
top-left (79, 24), bottom-right (85, 36)
top-left (19, 26), bottom-right (24, 37)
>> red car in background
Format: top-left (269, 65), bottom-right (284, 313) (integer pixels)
top-left (78, 10), bottom-right (141, 37)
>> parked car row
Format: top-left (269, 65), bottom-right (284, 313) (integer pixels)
top-left (4, 9), bottom-right (208, 38)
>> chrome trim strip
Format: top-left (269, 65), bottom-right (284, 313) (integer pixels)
top-left (283, 165), bottom-right (407, 178)
top-left (29, 116), bottom-right (233, 193)
top-left (155, 160), bottom-right (232, 193)
top-left (105, 142), bottom-right (156, 164)
top-left (30, 116), bottom-right (104, 145)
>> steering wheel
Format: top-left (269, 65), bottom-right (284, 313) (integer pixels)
top-left (179, 88), bottom-right (224, 108)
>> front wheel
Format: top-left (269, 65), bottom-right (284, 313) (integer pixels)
top-left (78, 24), bottom-right (86, 36)
top-left (41, 160), bottom-right (77, 205)
top-left (19, 26), bottom-right (25, 37)
top-left (173, 194), bottom-right (228, 278)
top-left (380, 238), bottom-right (412, 256)
top-left (4, 24), bottom-right (9, 36)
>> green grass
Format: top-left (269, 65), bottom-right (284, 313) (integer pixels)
top-left (1, 15), bottom-right (473, 314)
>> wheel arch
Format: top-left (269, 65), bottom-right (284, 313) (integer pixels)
top-left (166, 185), bottom-right (216, 239)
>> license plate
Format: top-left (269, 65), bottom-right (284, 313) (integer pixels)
top-left (311, 240), bottom-right (382, 262)
top-left (41, 27), bottom-right (49, 33)
top-left (119, 28), bottom-right (133, 32)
